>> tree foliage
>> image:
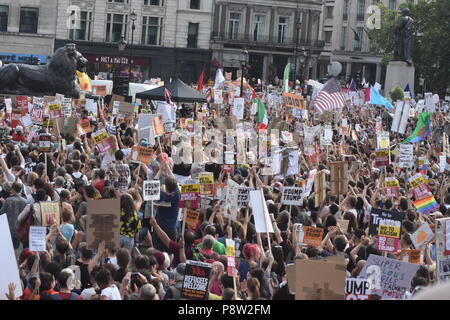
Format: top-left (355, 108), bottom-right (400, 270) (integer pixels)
top-left (368, 0), bottom-right (450, 96)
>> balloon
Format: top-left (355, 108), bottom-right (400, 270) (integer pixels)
top-left (328, 61), bottom-right (342, 77)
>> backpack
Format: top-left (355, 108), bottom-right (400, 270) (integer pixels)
top-left (15, 205), bottom-right (35, 246)
top-left (71, 173), bottom-right (85, 191)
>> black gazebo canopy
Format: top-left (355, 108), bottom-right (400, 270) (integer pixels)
top-left (136, 78), bottom-right (207, 103)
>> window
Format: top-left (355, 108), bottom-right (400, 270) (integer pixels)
top-left (187, 22), bottom-right (199, 48)
top-left (228, 13), bottom-right (240, 40)
top-left (325, 31), bottom-right (332, 43)
top-left (141, 16), bottom-right (162, 45)
top-left (108, 0), bottom-right (129, 3)
top-left (341, 27), bottom-right (347, 50)
top-left (357, 0), bottom-right (365, 21)
top-left (354, 27), bottom-right (363, 51)
top-left (0, 5), bottom-right (7, 32)
top-left (278, 17), bottom-right (289, 44)
top-left (144, 0), bottom-right (164, 5)
top-left (190, 0), bottom-right (200, 10)
top-left (343, 0), bottom-right (349, 20)
top-left (69, 11), bottom-right (92, 41)
top-left (20, 7), bottom-right (38, 33)
top-left (106, 14), bottom-right (128, 42)
top-left (253, 15), bottom-right (266, 41)
top-left (326, 7), bottom-right (333, 19)
top-left (389, 0), bottom-right (397, 10)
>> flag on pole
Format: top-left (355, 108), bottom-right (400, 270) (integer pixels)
top-left (404, 83), bottom-right (414, 100)
top-left (283, 63), bottom-right (291, 92)
top-left (369, 87), bottom-right (395, 109)
top-left (214, 68), bottom-right (225, 89)
top-left (401, 112), bottom-right (431, 144)
top-left (197, 71), bottom-right (204, 92)
top-left (350, 78), bottom-right (357, 92)
top-left (165, 88), bottom-right (172, 105)
top-left (310, 78), bottom-right (346, 113)
top-left (257, 100), bottom-right (268, 130)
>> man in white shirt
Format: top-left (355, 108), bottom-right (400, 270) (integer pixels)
top-left (95, 268), bottom-right (122, 300)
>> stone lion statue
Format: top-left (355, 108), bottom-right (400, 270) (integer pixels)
top-left (0, 43), bottom-right (87, 98)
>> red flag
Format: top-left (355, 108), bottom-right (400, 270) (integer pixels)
top-left (197, 71), bottom-right (205, 92)
top-left (165, 88), bottom-right (172, 105)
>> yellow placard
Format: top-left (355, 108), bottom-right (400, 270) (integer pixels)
top-left (378, 225), bottom-right (401, 238)
top-left (181, 184), bottom-right (200, 194)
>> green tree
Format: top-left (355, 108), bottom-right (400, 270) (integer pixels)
top-left (368, 0), bottom-right (450, 96)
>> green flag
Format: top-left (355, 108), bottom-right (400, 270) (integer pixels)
top-left (401, 112), bottom-right (431, 144)
top-left (283, 63), bottom-right (291, 92)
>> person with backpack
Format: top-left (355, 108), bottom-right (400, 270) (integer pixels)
top-left (71, 160), bottom-right (88, 191)
top-left (53, 268), bottom-right (82, 300)
top-left (163, 263), bottom-right (185, 300)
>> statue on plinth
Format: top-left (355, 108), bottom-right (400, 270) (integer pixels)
top-left (393, 8), bottom-right (414, 65)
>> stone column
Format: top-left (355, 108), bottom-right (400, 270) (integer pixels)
top-left (346, 62), bottom-right (352, 79)
top-left (375, 64), bottom-right (381, 84)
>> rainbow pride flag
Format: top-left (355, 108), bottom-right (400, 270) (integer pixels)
top-left (412, 196), bottom-right (439, 215)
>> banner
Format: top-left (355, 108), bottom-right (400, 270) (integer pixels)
top-left (40, 201), bottom-right (60, 227)
top-left (281, 187), bottom-right (304, 206)
top-left (143, 180), bottom-right (161, 201)
top-left (86, 199), bottom-right (121, 249)
top-left (345, 278), bottom-right (371, 300)
top-left (181, 260), bottom-right (212, 300)
top-left (199, 172), bottom-right (214, 196)
top-left (359, 254), bottom-right (419, 300)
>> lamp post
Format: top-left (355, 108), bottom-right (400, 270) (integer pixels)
top-left (240, 48), bottom-right (249, 97)
top-left (129, 10), bottom-right (137, 83)
top-left (298, 47), bottom-right (308, 81)
top-left (293, 19), bottom-right (302, 89)
top-left (118, 35), bottom-right (127, 95)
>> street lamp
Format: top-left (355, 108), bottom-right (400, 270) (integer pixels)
top-left (118, 35), bottom-right (127, 94)
top-left (293, 19), bottom-right (302, 89)
top-left (240, 48), bottom-right (249, 97)
top-left (298, 47), bottom-right (308, 81)
top-left (129, 10), bottom-right (137, 83)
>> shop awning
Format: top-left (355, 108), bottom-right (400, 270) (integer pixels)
top-left (136, 78), bottom-right (207, 103)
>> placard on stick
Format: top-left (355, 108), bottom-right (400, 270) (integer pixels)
top-left (40, 201), bottom-right (61, 227)
top-left (143, 180), bottom-right (160, 201)
top-left (330, 161), bottom-right (348, 195)
top-left (281, 187), bottom-right (303, 205)
top-left (314, 170), bottom-right (326, 207)
top-left (181, 260), bottom-right (212, 300)
top-left (86, 199), bottom-right (121, 250)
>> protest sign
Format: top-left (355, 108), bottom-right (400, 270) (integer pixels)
top-left (214, 90), bottom-right (223, 104)
top-left (237, 187), bottom-right (252, 208)
top-left (298, 226), bottom-right (324, 247)
top-left (181, 260), bottom-right (212, 300)
top-left (185, 209), bottom-right (200, 230)
top-left (294, 257), bottom-right (346, 300)
top-left (31, 106), bottom-right (45, 124)
top-left (86, 199), bottom-right (121, 250)
top-left (359, 254), bottom-right (419, 300)
top-left (92, 85), bottom-right (107, 96)
top-left (224, 179), bottom-right (239, 220)
top-left (151, 114), bottom-right (165, 136)
top-left (61, 98), bottom-right (72, 117)
top-left (0, 215), bottom-right (23, 300)
top-left (40, 201), bottom-right (61, 227)
top-left (281, 187), bottom-right (303, 206)
top-left (330, 162), bottom-right (348, 195)
top-left (131, 146), bottom-right (154, 164)
top-left (10, 109), bottom-right (22, 128)
top-left (321, 126), bottom-right (333, 146)
top-left (283, 92), bottom-right (305, 109)
top-left (180, 183), bottom-right (200, 209)
top-left (411, 222), bottom-right (434, 249)
top-left (143, 180), bottom-right (161, 201)
top-left (369, 208), bottom-right (404, 236)
top-left (21, 114), bottom-right (32, 129)
top-left (400, 249), bottom-right (421, 264)
top-left (198, 172), bottom-right (214, 196)
top-left (29, 226), bottom-right (47, 252)
top-left (374, 149), bottom-right (390, 167)
top-left (314, 170), bottom-right (326, 207)
top-left (249, 189), bottom-right (274, 234)
top-left (337, 219), bottom-right (350, 232)
top-left (79, 120), bottom-right (92, 135)
top-left (48, 102), bottom-right (62, 119)
top-left (436, 218), bottom-right (450, 282)
top-left (232, 98), bottom-right (245, 120)
top-left (53, 117), bottom-right (78, 136)
top-left (384, 177), bottom-right (400, 198)
top-left (345, 278), bottom-right (371, 300)
top-left (92, 128), bottom-right (112, 153)
top-left (15, 96), bottom-right (28, 110)
top-left (391, 100), bottom-right (410, 134)
top-left (377, 132), bottom-right (390, 149)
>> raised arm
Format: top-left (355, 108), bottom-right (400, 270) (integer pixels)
top-left (149, 216), bottom-right (171, 249)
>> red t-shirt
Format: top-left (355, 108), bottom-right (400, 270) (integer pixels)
top-left (168, 240), bottom-right (192, 268)
top-left (94, 180), bottom-right (106, 196)
top-left (57, 292), bottom-right (82, 300)
top-left (12, 133), bottom-right (26, 143)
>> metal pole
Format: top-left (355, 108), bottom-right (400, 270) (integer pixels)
top-left (240, 65), bottom-right (244, 97)
top-left (130, 21), bottom-right (135, 83)
top-left (293, 40), bottom-right (298, 90)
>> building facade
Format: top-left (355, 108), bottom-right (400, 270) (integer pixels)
top-left (210, 0), bottom-right (326, 85)
top-left (54, 0), bottom-right (213, 90)
top-left (0, 0), bottom-right (57, 65)
top-left (323, 0), bottom-right (418, 86)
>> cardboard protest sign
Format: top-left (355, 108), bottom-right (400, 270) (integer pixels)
top-left (181, 260), bottom-right (212, 300)
top-left (151, 114), bottom-right (165, 136)
top-left (224, 179), bottom-right (239, 220)
top-left (398, 144), bottom-right (414, 168)
top-left (79, 120), bottom-right (92, 135)
top-left (48, 102), bottom-right (62, 119)
top-left (376, 132), bottom-right (390, 149)
top-left (198, 172), bottom-right (214, 196)
top-left (281, 187), bottom-right (303, 206)
top-left (359, 254), bottom-right (419, 300)
top-left (345, 278), bottom-right (371, 300)
top-left (92, 128), bottom-right (113, 153)
top-left (132, 146), bottom-right (154, 164)
top-left (400, 249), bottom-right (421, 264)
top-left (314, 170), bottom-right (326, 207)
top-left (384, 177), bottom-right (400, 198)
top-left (411, 222), bottom-right (434, 249)
top-left (298, 226), bottom-right (324, 247)
top-left (369, 208), bottom-right (404, 236)
top-left (294, 257), bottom-right (346, 300)
top-left (283, 92), bottom-right (305, 109)
top-left (40, 201), bottom-right (61, 227)
top-left (53, 117), bottom-right (78, 136)
top-left (0, 215), bottom-right (23, 300)
top-left (29, 226), bottom-right (47, 252)
top-left (249, 189), bottom-right (274, 234)
top-left (237, 187), bottom-right (251, 208)
top-left (86, 199), bottom-right (121, 250)
top-left (143, 180), bottom-right (160, 201)
top-left (92, 85), bottom-right (107, 96)
top-left (180, 183), bottom-right (200, 209)
top-left (185, 209), bottom-right (200, 230)
top-left (337, 219), bottom-right (350, 232)
top-left (374, 149), bottom-right (390, 167)
top-left (435, 218), bottom-right (450, 282)
top-left (330, 162), bottom-right (348, 195)
top-left (118, 101), bottom-right (135, 114)
top-left (31, 106), bottom-right (45, 124)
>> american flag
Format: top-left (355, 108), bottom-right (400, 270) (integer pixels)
top-left (165, 88), bottom-right (172, 105)
top-left (310, 78), bottom-right (346, 113)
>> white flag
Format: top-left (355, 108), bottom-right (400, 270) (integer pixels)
top-left (214, 68), bottom-right (225, 89)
